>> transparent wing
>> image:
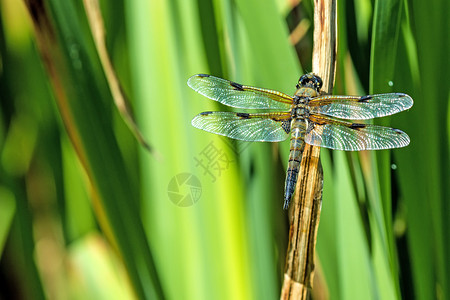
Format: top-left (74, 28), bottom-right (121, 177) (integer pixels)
top-left (305, 115), bottom-right (410, 150)
top-left (188, 74), bottom-right (293, 110)
top-left (192, 111), bottom-right (291, 142)
top-left (309, 93), bottom-right (413, 120)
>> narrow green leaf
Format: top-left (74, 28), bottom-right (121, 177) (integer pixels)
top-left (0, 187), bottom-right (16, 258)
top-left (370, 0), bottom-right (405, 298)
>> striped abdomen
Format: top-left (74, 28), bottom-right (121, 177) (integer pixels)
top-left (283, 119), bottom-right (306, 209)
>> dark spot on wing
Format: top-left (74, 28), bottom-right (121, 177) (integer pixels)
top-left (281, 120), bottom-right (291, 134)
top-left (393, 128), bottom-right (403, 134)
top-left (236, 112), bottom-right (250, 119)
top-left (197, 74), bottom-right (210, 78)
top-left (200, 111), bottom-right (213, 115)
top-left (230, 81), bottom-right (244, 91)
top-left (359, 95), bottom-right (372, 102)
top-left (350, 123), bottom-right (366, 130)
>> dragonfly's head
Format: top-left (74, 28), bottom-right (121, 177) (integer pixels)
top-left (296, 73), bottom-right (323, 92)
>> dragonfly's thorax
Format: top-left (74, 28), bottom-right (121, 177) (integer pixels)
top-left (291, 104), bottom-right (309, 119)
top-left (291, 77), bottom-right (321, 120)
top-left (291, 95), bottom-right (312, 119)
top-left (294, 86), bottom-right (320, 98)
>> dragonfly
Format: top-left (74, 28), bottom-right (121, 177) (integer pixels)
top-left (188, 73), bottom-right (413, 209)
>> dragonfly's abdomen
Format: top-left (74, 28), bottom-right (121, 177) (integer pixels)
top-left (284, 119), bottom-right (305, 209)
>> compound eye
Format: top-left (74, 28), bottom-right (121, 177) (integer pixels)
top-left (298, 75), bottom-right (307, 87)
top-left (316, 76), bottom-right (323, 89)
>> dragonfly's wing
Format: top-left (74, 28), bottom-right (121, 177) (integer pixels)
top-left (192, 111), bottom-right (291, 142)
top-left (305, 114), bottom-right (410, 150)
top-left (308, 93), bottom-right (413, 120)
top-left (188, 74), bottom-right (293, 110)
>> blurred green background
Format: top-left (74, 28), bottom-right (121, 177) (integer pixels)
top-left (0, 0), bottom-right (448, 299)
